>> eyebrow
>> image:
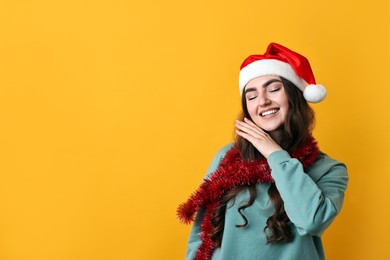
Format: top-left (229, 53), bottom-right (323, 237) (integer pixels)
top-left (244, 79), bottom-right (283, 95)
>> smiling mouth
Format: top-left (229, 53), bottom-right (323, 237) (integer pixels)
top-left (260, 108), bottom-right (279, 117)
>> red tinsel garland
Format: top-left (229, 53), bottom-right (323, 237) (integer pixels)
top-left (177, 136), bottom-right (319, 260)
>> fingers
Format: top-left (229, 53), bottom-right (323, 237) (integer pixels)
top-left (243, 117), bottom-right (262, 130)
top-left (235, 127), bottom-right (261, 145)
top-left (235, 118), bottom-right (282, 158)
top-left (236, 122), bottom-right (261, 138)
top-left (235, 128), bottom-right (256, 143)
top-left (235, 118), bottom-right (267, 138)
top-left (243, 118), bottom-right (267, 135)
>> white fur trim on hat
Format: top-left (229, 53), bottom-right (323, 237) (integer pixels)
top-left (239, 59), bottom-right (306, 95)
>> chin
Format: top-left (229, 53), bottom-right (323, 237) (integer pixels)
top-left (255, 124), bottom-right (281, 132)
top-left (259, 125), bottom-right (284, 133)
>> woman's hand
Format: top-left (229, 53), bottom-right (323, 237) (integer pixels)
top-left (235, 118), bottom-right (282, 158)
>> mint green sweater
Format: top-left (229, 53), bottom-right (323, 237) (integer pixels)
top-left (186, 144), bottom-right (348, 260)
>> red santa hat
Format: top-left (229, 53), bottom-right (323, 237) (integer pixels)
top-left (239, 43), bottom-right (326, 103)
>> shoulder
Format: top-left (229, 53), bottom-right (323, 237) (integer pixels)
top-left (312, 152), bottom-right (347, 172)
top-left (215, 143), bottom-right (235, 158)
top-left (204, 143), bottom-right (235, 179)
top-left (307, 152), bottom-right (348, 182)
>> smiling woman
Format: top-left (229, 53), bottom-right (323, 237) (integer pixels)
top-left (243, 76), bottom-right (289, 139)
top-left (177, 43), bottom-right (348, 260)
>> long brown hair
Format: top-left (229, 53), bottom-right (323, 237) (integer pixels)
top-left (211, 77), bottom-right (315, 246)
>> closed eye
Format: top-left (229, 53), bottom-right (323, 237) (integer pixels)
top-left (269, 88), bottom-right (281, 92)
top-left (247, 95), bottom-right (257, 101)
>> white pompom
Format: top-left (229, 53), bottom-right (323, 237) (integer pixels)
top-left (303, 84), bottom-right (327, 103)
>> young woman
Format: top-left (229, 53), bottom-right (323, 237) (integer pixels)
top-left (177, 43), bottom-right (348, 260)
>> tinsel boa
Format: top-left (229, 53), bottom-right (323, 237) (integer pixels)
top-left (177, 136), bottom-right (319, 260)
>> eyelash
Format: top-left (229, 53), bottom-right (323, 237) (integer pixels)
top-left (247, 87), bottom-right (281, 100)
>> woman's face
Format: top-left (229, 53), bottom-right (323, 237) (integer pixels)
top-left (244, 75), bottom-right (289, 135)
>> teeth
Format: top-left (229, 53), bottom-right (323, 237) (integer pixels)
top-left (261, 109), bottom-right (278, 117)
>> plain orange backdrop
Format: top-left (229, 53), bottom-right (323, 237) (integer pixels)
top-left (0, 0), bottom-right (389, 259)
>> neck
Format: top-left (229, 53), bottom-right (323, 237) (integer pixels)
top-left (268, 129), bottom-right (283, 144)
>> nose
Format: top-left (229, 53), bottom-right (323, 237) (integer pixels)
top-left (259, 95), bottom-right (271, 107)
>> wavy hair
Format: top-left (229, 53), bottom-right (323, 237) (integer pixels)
top-left (211, 77), bottom-right (315, 245)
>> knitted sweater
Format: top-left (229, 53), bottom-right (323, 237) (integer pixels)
top-left (185, 144), bottom-right (348, 260)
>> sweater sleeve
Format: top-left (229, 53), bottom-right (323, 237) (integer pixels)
top-left (185, 144), bottom-right (234, 260)
top-left (267, 150), bottom-right (348, 237)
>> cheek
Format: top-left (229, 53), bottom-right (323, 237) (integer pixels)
top-left (282, 102), bottom-right (289, 119)
top-left (246, 103), bottom-right (257, 116)
top-left (279, 94), bottom-right (289, 112)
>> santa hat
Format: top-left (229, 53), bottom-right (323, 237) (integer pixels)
top-left (239, 43), bottom-right (326, 103)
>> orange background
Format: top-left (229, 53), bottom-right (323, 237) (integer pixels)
top-left (0, 0), bottom-right (389, 259)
